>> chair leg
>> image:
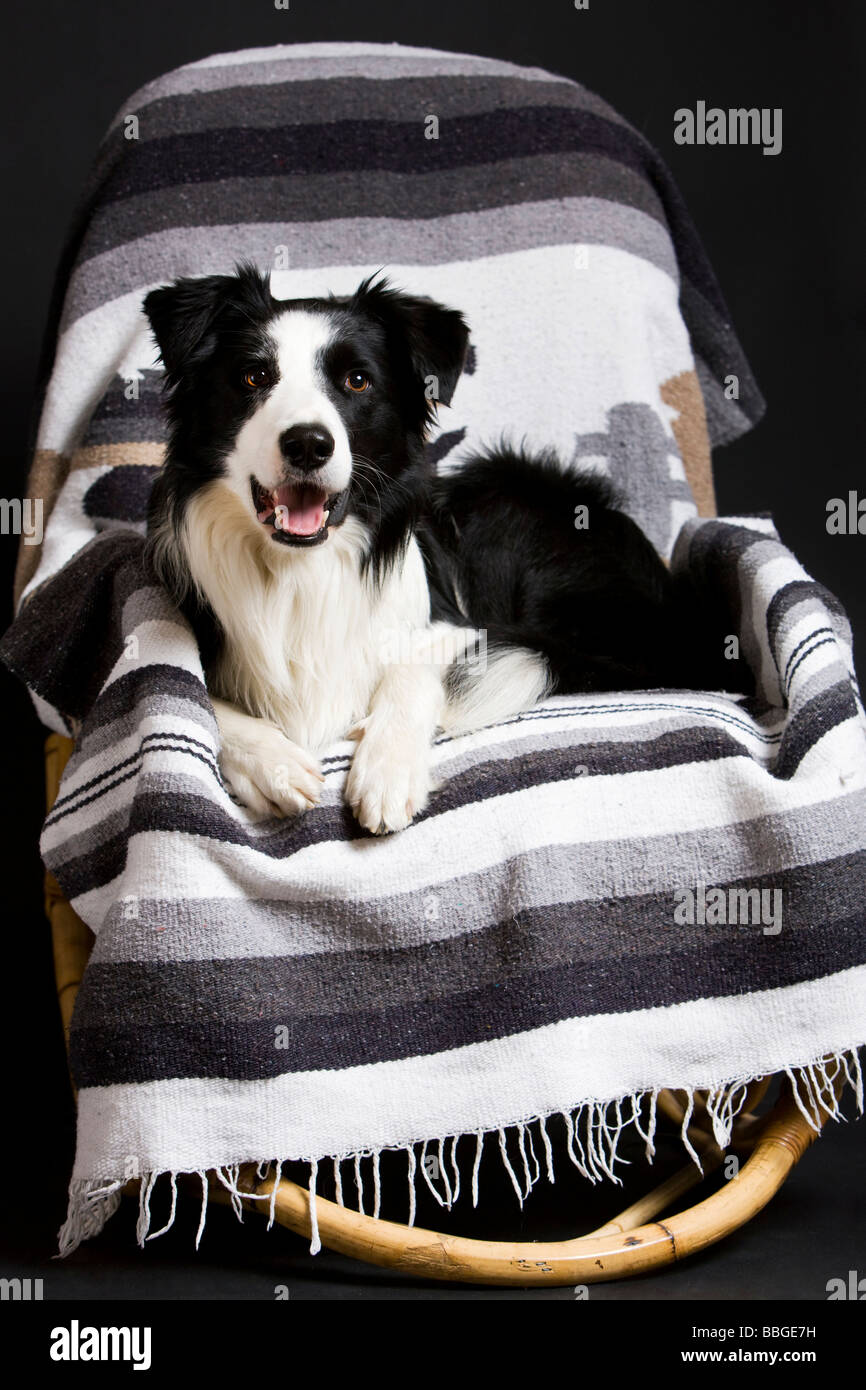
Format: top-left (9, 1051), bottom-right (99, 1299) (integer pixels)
top-left (584, 1147), bottom-right (724, 1239)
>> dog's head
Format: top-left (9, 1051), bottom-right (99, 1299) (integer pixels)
top-left (144, 262), bottom-right (469, 552)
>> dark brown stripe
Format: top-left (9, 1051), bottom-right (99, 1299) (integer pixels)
top-left (72, 854), bottom-right (866, 1029)
top-left (69, 909), bottom-right (866, 1085)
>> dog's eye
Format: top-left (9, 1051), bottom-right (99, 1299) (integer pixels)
top-left (242, 367), bottom-right (272, 390)
top-left (344, 370), bottom-right (371, 393)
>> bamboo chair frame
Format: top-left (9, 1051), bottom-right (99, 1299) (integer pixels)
top-left (44, 731), bottom-right (831, 1287)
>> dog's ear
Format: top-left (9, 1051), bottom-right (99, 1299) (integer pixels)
top-left (352, 276), bottom-right (470, 407)
top-left (143, 263), bottom-right (272, 385)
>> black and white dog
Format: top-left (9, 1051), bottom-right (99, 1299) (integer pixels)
top-left (143, 263), bottom-right (744, 834)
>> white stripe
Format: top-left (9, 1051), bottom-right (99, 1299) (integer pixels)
top-left (778, 612), bottom-right (843, 692)
top-left (186, 41), bottom-right (559, 75)
top-left (723, 515), bottom-right (779, 538)
top-left (36, 247), bottom-right (691, 467)
top-left (100, 617), bottom-right (206, 691)
top-left (746, 547), bottom-right (815, 704)
top-left (42, 707), bottom-right (216, 826)
top-left (62, 714), bottom-right (865, 929)
top-left (70, 964), bottom-right (866, 1179)
top-left (34, 290), bottom-right (155, 454)
top-left (83, 792), bottom-right (866, 965)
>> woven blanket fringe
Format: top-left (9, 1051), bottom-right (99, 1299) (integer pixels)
top-left (57, 1047), bottom-right (864, 1257)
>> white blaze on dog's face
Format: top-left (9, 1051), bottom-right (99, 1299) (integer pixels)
top-left (223, 310), bottom-right (355, 548)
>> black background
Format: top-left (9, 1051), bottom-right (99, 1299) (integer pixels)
top-left (0, 0), bottom-right (863, 1306)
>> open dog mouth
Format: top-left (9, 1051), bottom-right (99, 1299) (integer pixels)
top-left (250, 476), bottom-right (348, 546)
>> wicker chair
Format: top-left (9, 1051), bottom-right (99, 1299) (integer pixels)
top-left (33, 40), bottom-right (845, 1289)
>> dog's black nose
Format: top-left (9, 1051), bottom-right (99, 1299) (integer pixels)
top-left (279, 424), bottom-right (335, 471)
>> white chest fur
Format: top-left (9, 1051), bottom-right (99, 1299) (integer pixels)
top-left (181, 484), bottom-right (432, 751)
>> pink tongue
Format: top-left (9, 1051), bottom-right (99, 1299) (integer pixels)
top-left (272, 484), bottom-right (326, 536)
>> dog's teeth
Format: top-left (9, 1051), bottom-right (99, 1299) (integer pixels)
top-left (322, 510), bottom-right (330, 524)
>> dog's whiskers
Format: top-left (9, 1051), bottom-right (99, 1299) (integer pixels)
top-left (351, 454), bottom-right (417, 504)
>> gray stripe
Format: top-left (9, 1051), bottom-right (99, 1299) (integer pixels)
top-left (695, 355), bottom-right (756, 448)
top-left (115, 73), bottom-right (629, 144)
top-left (45, 765), bottom-right (220, 874)
top-left (57, 691), bottom-right (786, 853)
top-left (109, 50), bottom-right (571, 123)
top-left (432, 696), bottom-right (784, 783)
top-left (79, 847), bottom-right (864, 1025)
top-left (789, 653), bottom-right (852, 708)
top-left (772, 594), bottom-right (844, 696)
top-left (724, 534), bottom-right (787, 706)
top-left (68, 691), bottom-right (215, 770)
top-left (88, 789), bottom-right (866, 965)
top-left (69, 152), bottom-right (669, 272)
top-left (64, 198), bottom-right (678, 327)
top-left (771, 580), bottom-right (852, 654)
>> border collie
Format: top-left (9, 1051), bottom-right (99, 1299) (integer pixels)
top-left (143, 263), bottom-right (746, 834)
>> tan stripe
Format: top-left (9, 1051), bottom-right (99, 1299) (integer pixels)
top-left (14, 442), bottom-right (165, 608)
top-left (69, 442), bottom-right (166, 472)
top-left (660, 370), bottom-right (716, 518)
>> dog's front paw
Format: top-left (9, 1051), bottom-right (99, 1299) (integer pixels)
top-left (220, 724), bottom-right (324, 820)
top-left (345, 735), bottom-right (433, 835)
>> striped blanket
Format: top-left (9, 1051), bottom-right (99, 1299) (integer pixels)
top-left (4, 42), bottom-right (865, 1254)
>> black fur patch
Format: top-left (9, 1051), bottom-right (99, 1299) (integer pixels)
top-left (417, 446), bottom-right (753, 696)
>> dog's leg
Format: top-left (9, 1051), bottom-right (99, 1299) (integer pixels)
top-left (345, 656), bottom-right (446, 836)
top-left (211, 696), bottom-right (324, 819)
